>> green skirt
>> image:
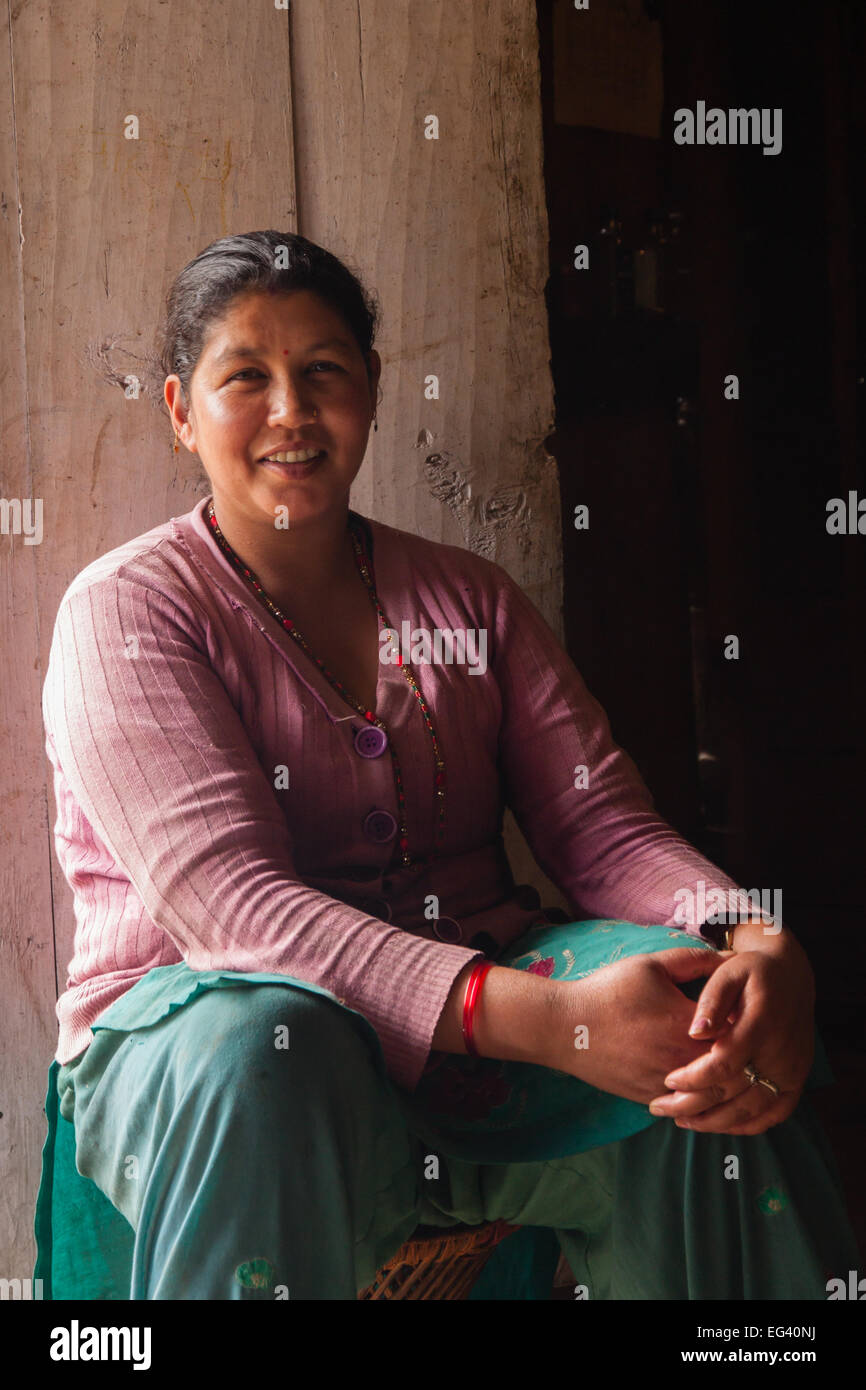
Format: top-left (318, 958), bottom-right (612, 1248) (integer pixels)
top-left (33, 920), bottom-right (861, 1299)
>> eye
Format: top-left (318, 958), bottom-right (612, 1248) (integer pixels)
top-left (227, 361), bottom-right (342, 383)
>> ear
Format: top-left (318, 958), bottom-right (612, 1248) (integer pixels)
top-left (164, 375), bottom-right (196, 453)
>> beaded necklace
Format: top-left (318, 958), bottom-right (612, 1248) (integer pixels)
top-left (205, 497), bottom-right (445, 871)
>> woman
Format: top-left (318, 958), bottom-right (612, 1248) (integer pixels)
top-left (34, 231), bottom-right (859, 1300)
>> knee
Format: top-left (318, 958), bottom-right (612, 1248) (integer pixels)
top-left (170, 984), bottom-right (380, 1105)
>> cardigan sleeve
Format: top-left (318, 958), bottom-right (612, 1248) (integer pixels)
top-left (42, 573), bottom-right (482, 1092)
top-left (489, 564), bottom-right (745, 933)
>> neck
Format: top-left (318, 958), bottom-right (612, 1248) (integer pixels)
top-left (208, 493), bottom-right (358, 609)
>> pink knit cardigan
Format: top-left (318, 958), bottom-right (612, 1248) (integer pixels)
top-left (42, 496), bottom-right (740, 1091)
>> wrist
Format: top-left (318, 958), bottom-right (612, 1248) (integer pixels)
top-left (461, 960), bottom-right (495, 1056)
top-left (471, 966), bottom-right (565, 1067)
top-left (728, 916), bottom-right (788, 955)
top-left (431, 960), bottom-right (478, 1054)
top-left (732, 920), bottom-right (815, 1006)
top-left (543, 975), bottom-right (597, 1076)
top-left (699, 907), bottom-right (784, 953)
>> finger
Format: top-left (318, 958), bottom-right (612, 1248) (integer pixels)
top-left (656, 946), bottom-right (729, 985)
top-left (673, 1086), bottom-right (800, 1135)
top-left (675, 1082), bottom-right (777, 1131)
top-left (662, 1033), bottom-right (756, 1092)
top-left (686, 959), bottom-right (747, 1041)
top-left (648, 1079), bottom-right (747, 1119)
top-left (665, 983), bottom-right (768, 1090)
top-left (649, 1040), bottom-right (764, 1113)
top-left (664, 1045), bottom-right (756, 1095)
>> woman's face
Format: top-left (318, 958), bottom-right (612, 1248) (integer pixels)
top-left (167, 288), bottom-right (380, 527)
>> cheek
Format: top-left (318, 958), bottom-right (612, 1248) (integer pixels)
top-left (340, 381), bottom-right (375, 421)
top-left (202, 394), bottom-right (263, 441)
top-left (206, 393), bottom-right (250, 422)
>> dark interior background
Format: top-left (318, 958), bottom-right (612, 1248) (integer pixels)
top-left (536, 0), bottom-right (865, 1246)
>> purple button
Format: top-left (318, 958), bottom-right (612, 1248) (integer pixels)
top-left (363, 809), bottom-right (397, 843)
top-left (433, 916), bottom-right (463, 943)
top-left (354, 725), bottom-right (388, 759)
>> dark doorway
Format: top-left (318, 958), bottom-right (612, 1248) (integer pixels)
top-left (536, 0), bottom-right (865, 1247)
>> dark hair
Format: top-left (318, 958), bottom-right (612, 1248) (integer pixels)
top-left (144, 230), bottom-right (380, 418)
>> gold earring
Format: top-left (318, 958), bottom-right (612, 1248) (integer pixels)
top-left (312, 407), bottom-right (318, 419)
top-left (173, 429), bottom-right (179, 453)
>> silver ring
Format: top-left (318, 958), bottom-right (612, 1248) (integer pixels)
top-left (744, 1062), bottom-right (780, 1096)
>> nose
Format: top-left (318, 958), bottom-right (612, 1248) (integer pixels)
top-left (266, 375), bottom-right (319, 426)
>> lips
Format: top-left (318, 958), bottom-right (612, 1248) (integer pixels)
top-left (259, 452), bottom-right (326, 480)
top-left (259, 447), bottom-right (324, 464)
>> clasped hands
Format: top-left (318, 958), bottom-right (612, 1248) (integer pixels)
top-left (647, 927), bottom-right (816, 1136)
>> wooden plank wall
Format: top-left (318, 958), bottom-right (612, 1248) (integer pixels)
top-left (0, 0), bottom-right (562, 1276)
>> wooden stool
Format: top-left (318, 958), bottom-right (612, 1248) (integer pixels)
top-left (358, 1219), bottom-right (517, 1300)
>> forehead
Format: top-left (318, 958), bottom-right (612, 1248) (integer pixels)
top-left (201, 289), bottom-right (353, 357)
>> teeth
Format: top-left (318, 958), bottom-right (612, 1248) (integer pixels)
top-left (263, 449), bottom-right (321, 464)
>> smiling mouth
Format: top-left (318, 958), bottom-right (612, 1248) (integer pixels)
top-left (260, 448), bottom-right (325, 464)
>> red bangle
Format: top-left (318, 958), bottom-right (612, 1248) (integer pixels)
top-left (462, 960), bottom-right (494, 1057)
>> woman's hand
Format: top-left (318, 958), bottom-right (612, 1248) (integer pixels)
top-left (551, 947), bottom-right (728, 1105)
top-left (646, 932), bottom-right (816, 1135)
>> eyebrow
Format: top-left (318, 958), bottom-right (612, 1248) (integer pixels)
top-left (212, 337), bottom-right (355, 366)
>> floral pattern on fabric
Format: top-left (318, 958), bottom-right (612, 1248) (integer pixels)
top-left (757, 1185), bottom-right (788, 1215)
top-left (527, 956), bottom-right (556, 977)
top-left (418, 1054), bottom-right (513, 1120)
top-left (235, 1257), bottom-right (276, 1290)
